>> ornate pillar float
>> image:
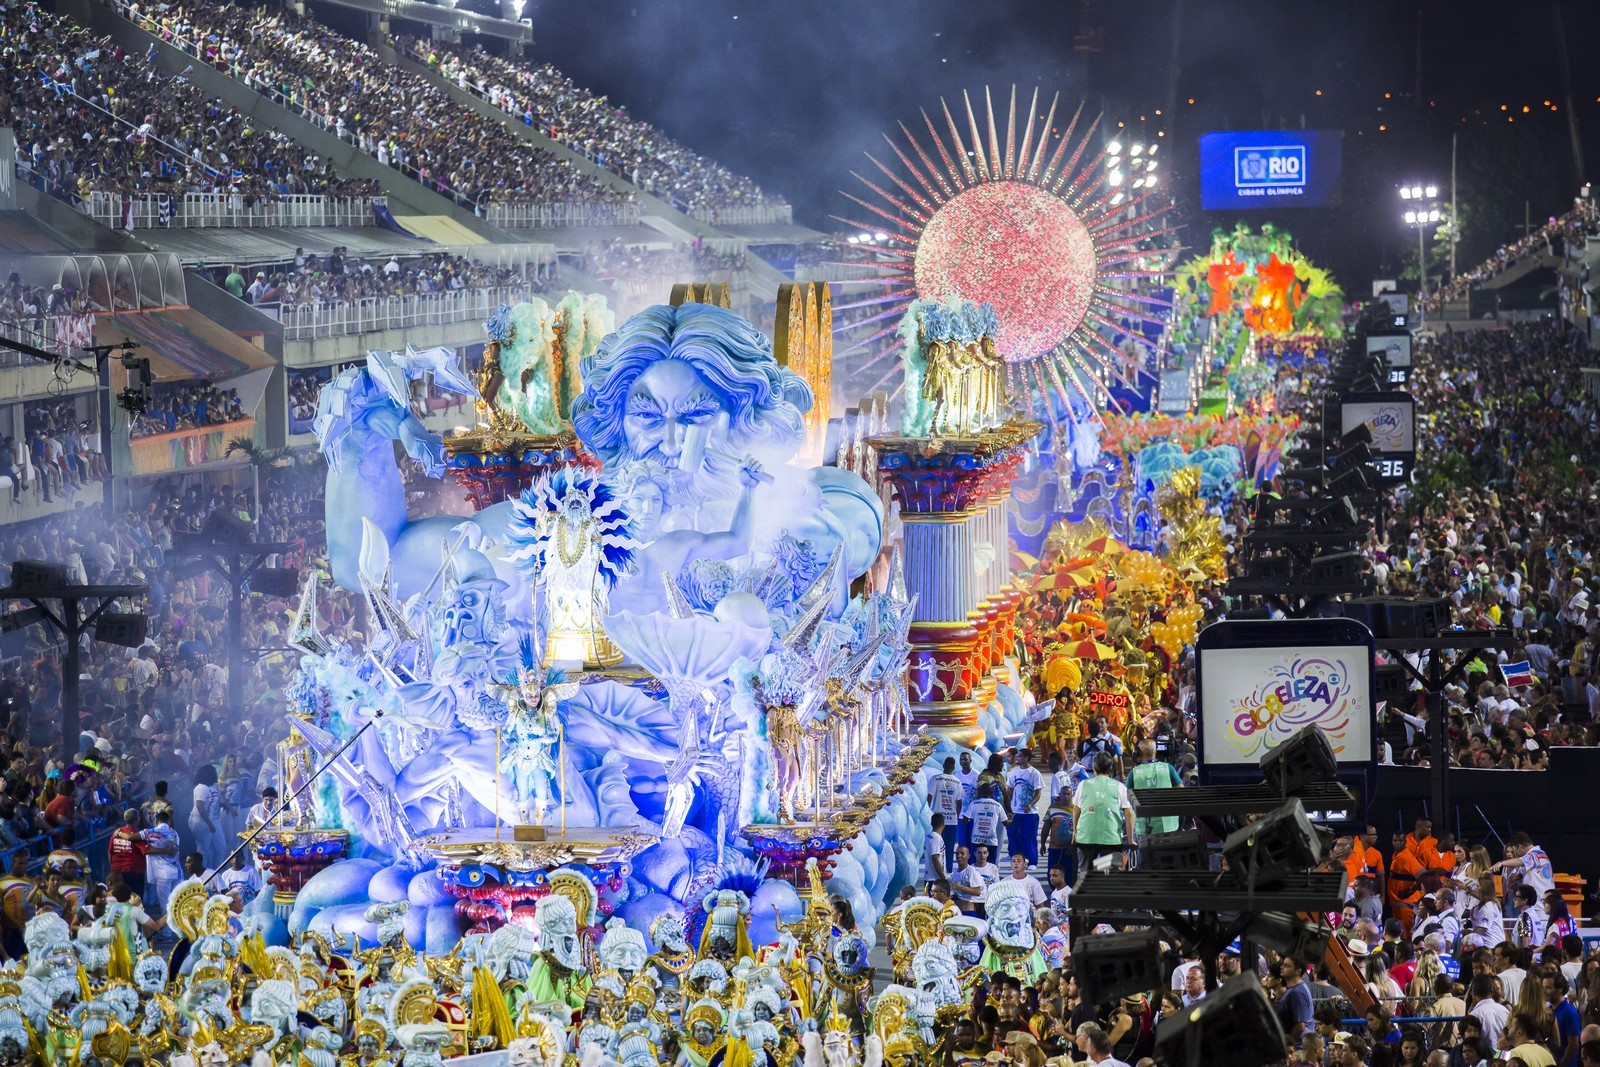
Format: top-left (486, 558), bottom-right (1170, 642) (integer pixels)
top-left (871, 423), bottom-right (1040, 744)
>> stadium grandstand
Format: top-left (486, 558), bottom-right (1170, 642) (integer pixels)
top-left (0, 0), bottom-right (846, 534)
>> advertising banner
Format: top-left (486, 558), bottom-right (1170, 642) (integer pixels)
top-left (1199, 644), bottom-right (1372, 765)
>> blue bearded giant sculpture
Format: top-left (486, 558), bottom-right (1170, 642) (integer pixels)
top-left (300, 303), bottom-right (889, 932)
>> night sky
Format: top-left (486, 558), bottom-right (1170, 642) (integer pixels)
top-left (516, 0), bottom-right (1600, 289)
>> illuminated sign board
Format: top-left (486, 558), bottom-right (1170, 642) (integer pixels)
top-left (1199, 130), bottom-right (1344, 210)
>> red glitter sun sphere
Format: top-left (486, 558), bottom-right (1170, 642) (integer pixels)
top-left (912, 180), bottom-right (1098, 364)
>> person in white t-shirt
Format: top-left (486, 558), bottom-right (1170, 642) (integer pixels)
top-left (1494, 943), bottom-right (1527, 1004)
top-left (967, 782), bottom-right (1008, 853)
top-left (1047, 867), bottom-right (1071, 921)
top-left (1467, 974), bottom-right (1509, 1049)
top-left (1048, 752), bottom-right (1073, 812)
top-left (140, 810), bottom-right (182, 917)
top-left (927, 757), bottom-right (963, 869)
top-left (214, 851), bottom-right (263, 908)
top-left (969, 845), bottom-right (1000, 897)
top-left (1004, 748), bottom-right (1045, 867)
top-left (994, 853), bottom-right (1046, 909)
top-left (955, 750), bottom-right (980, 849)
top-left (950, 845), bottom-right (985, 914)
top-left (1171, 953), bottom-right (1201, 991)
top-left (923, 814), bottom-right (950, 887)
top-left (1492, 833), bottom-right (1554, 898)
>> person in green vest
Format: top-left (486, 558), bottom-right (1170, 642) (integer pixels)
top-left (1128, 739), bottom-right (1183, 850)
top-left (1071, 751), bottom-right (1134, 874)
top-left (223, 266), bottom-right (246, 299)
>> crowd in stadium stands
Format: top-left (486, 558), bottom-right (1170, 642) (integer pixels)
top-left (201, 248), bottom-right (546, 310)
top-left (128, 383), bottom-right (245, 439)
top-left (111, 0), bottom-right (627, 212)
top-left (407, 38), bottom-right (786, 217)
top-left (1, 1), bottom-right (378, 212)
top-left (1223, 320), bottom-right (1600, 773)
top-left (1375, 323), bottom-right (1600, 765)
top-left (1428, 198), bottom-right (1600, 310)
top-left (0, 274), bottom-right (96, 345)
top-left (579, 236), bottom-right (749, 282)
top-left (0, 403), bottom-right (109, 504)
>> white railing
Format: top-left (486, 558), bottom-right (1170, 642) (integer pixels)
top-left (486, 201), bottom-right (641, 229)
top-left (806, 262), bottom-right (884, 283)
top-left (86, 191), bottom-right (384, 230)
top-left (276, 286), bottom-right (529, 340)
top-left (691, 204), bottom-right (794, 227)
top-left (0, 314), bottom-right (97, 362)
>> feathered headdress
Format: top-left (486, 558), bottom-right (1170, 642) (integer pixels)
top-left (504, 465), bottom-right (642, 589)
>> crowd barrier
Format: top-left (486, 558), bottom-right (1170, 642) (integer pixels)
top-left (0, 795), bottom-right (147, 882)
top-left (86, 191), bottom-right (384, 230)
top-left (275, 287), bottom-right (529, 341)
top-left (0, 314), bottom-right (96, 360)
top-left (485, 201), bottom-right (642, 228)
top-left (690, 204), bottom-right (795, 227)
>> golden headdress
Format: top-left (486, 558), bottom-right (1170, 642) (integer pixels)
top-left (624, 974), bottom-right (658, 1009)
top-left (354, 1016), bottom-right (389, 1044)
top-left (544, 868), bottom-right (598, 927)
top-left (166, 880), bottom-right (209, 942)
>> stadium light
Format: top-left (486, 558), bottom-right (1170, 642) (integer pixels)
top-left (1131, 143), bottom-right (1145, 156)
top-left (859, 232), bottom-right (872, 242)
top-left (1404, 210), bottom-right (1417, 224)
top-left (1399, 187), bottom-right (1412, 199)
top-left (874, 232), bottom-right (888, 242)
top-left (846, 236), bottom-right (859, 244)
top-left (1145, 173), bottom-right (1158, 187)
top-left (1108, 170), bottom-right (1124, 186)
top-left (1107, 140), bottom-right (1123, 155)
top-left (1425, 185), bottom-right (1438, 198)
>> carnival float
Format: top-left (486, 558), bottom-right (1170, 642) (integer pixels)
top-left (89, 87), bottom-right (1259, 1065)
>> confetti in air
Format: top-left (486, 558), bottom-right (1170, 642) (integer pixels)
top-left (832, 86), bottom-right (1176, 413)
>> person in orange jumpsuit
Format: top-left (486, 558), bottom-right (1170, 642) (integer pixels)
top-left (1405, 817), bottom-right (1447, 874)
top-left (1387, 830), bottom-right (1424, 937)
top-left (1345, 824), bottom-right (1386, 896)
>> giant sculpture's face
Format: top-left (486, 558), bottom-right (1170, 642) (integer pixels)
top-left (988, 894), bottom-right (1032, 947)
top-left (624, 479), bottom-right (666, 535)
top-left (622, 360), bottom-right (730, 475)
top-left (690, 1020), bottom-right (715, 1046)
top-left (438, 578), bottom-right (503, 647)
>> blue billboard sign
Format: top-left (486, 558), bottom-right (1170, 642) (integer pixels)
top-left (1199, 130), bottom-right (1344, 210)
